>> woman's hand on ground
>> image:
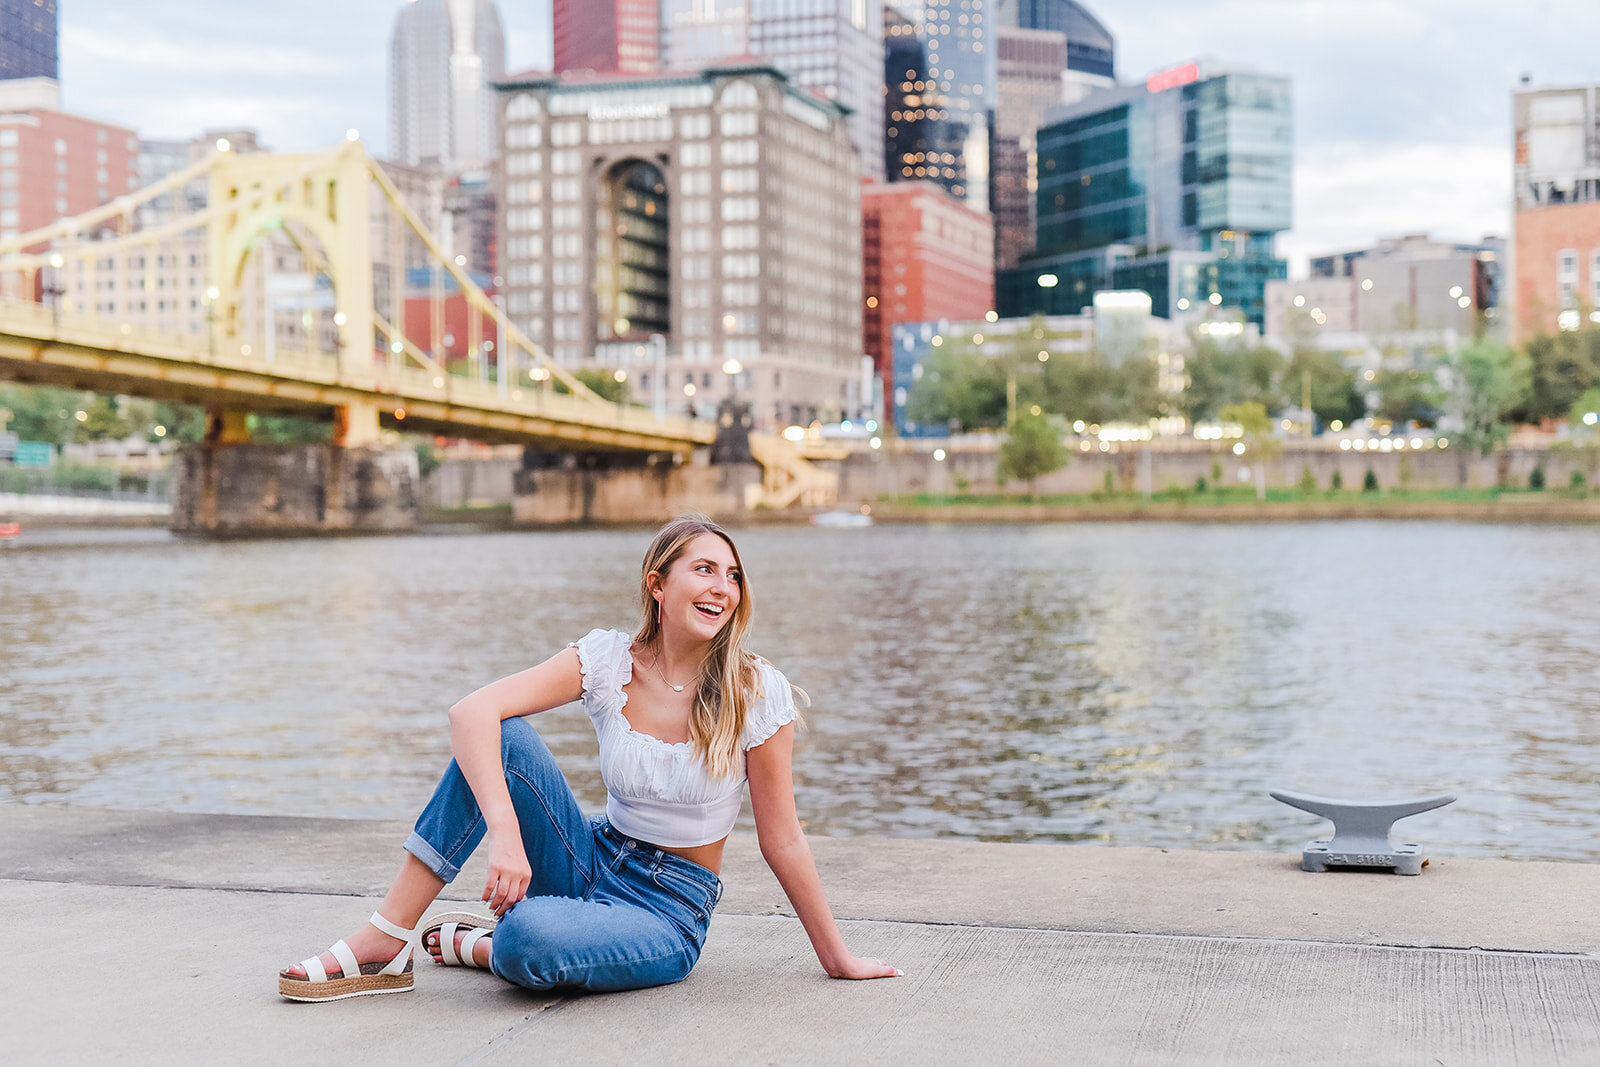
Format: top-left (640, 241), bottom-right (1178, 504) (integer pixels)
top-left (484, 836), bottom-right (532, 916)
top-left (826, 954), bottom-right (903, 980)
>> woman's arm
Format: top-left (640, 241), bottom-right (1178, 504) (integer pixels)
top-left (747, 723), bottom-right (900, 980)
top-left (447, 646), bottom-right (586, 915)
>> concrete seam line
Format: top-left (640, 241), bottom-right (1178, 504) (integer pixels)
top-left (456, 997), bottom-right (576, 1067)
top-left (9, 878), bottom-right (1597, 962)
top-left (802, 914), bottom-right (1600, 961)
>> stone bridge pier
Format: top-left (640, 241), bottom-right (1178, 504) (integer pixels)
top-left (170, 406), bottom-right (419, 536)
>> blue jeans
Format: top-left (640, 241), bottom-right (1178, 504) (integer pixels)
top-left (403, 716), bottom-right (723, 993)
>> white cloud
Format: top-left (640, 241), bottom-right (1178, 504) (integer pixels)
top-left (1279, 141), bottom-right (1511, 273)
top-left (59, 0), bottom-right (552, 156)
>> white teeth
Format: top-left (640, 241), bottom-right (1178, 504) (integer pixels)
top-left (694, 603), bottom-right (723, 616)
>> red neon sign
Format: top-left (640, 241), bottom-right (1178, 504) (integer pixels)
top-left (1146, 62), bottom-right (1199, 93)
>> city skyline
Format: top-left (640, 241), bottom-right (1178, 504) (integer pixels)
top-left (39, 0), bottom-right (1600, 275)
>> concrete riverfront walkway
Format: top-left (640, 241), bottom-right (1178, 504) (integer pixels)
top-left (3, 805), bottom-right (1598, 1065)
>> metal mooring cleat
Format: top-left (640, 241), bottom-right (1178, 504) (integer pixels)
top-left (1269, 789), bottom-right (1456, 875)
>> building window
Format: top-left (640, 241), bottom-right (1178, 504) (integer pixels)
top-left (720, 112), bottom-right (758, 137)
top-left (720, 80), bottom-right (759, 109)
top-left (506, 94), bottom-right (543, 121)
top-left (1559, 248), bottom-right (1579, 309)
top-left (0, 130), bottom-right (15, 147)
top-left (1591, 250), bottom-right (1600, 310)
top-left (722, 140), bottom-right (759, 165)
top-left (720, 168), bottom-right (758, 193)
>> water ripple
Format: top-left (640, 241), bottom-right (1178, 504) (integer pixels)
top-left (3, 521), bottom-right (1600, 861)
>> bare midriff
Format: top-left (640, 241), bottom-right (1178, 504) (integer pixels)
top-left (664, 837), bottom-right (726, 877)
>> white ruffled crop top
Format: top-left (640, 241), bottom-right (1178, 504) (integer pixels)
top-left (570, 628), bottom-right (798, 848)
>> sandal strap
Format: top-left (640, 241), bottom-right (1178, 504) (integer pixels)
top-left (300, 953), bottom-right (328, 982)
top-left (370, 911), bottom-right (416, 976)
top-left (439, 921), bottom-right (462, 966)
top-left (368, 911), bottom-right (418, 944)
top-left (460, 926), bottom-right (492, 967)
top-left (329, 939), bottom-right (360, 980)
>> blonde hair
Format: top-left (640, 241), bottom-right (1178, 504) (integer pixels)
top-left (635, 515), bottom-right (772, 778)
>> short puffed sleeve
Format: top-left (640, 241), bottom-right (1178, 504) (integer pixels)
top-left (568, 628), bottom-right (633, 721)
top-left (742, 661), bottom-right (798, 751)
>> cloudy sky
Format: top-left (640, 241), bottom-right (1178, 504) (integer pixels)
top-left (56, 0), bottom-right (1600, 274)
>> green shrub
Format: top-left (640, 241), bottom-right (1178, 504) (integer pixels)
top-left (1570, 470), bottom-right (1587, 493)
top-left (52, 464), bottom-right (115, 491)
top-left (1210, 457), bottom-right (1223, 483)
top-left (1193, 475), bottom-right (1208, 493)
top-left (1362, 469), bottom-right (1379, 493)
top-left (1529, 466), bottom-right (1546, 491)
top-left (1297, 466), bottom-right (1318, 494)
top-left (1102, 469), bottom-right (1115, 494)
top-left (1331, 470), bottom-right (1344, 491)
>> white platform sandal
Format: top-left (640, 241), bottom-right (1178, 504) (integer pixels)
top-left (278, 911), bottom-right (418, 1002)
top-left (421, 911), bottom-right (497, 969)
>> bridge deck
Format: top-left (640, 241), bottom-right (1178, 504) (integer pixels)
top-left (0, 300), bottom-right (715, 455)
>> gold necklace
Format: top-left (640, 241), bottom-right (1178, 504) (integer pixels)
top-left (650, 651), bottom-right (694, 693)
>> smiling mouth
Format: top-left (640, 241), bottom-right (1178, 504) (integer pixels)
top-left (693, 602), bottom-right (725, 620)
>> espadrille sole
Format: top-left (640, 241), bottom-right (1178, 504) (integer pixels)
top-left (278, 969), bottom-right (413, 1002)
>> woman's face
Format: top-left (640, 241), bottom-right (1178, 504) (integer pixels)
top-left (654, 532), bottom-right (742, 643)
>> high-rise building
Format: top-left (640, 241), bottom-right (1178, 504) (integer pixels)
top-left (1512, 83), bottom-right (1600, 340)
top-left (0, 0), bottom-right (56, 81)
top-left (996, 0), bottom-right (1115, 96)
top-left (553, 0), bottom-right (660, 75)
top-left (884, 0), bottom-right (994, 211)
top-left (390, 0), bottom-right (506, 169)
top-left (663, 1), bottom-right (885, 179)
top-left (494, 63), bottom-right (865, 429)
top-left (998, 61), bottom-right (1292, 328)
top-left (991, 0), bottom-right (1116, 270)
top-left (888, 0), bottom-right (1115, 267)
top-left (862, 180), bottom-right (994, 425)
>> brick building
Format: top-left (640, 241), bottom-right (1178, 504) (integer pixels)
top-left (0, 85), bottom-right (138, 248)
top-left (1513, 83), bottom-right (1600, 339)
top-left (862, 180), bottom-right (994, 425)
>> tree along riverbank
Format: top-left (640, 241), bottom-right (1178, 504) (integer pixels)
top-left (868, 485), bottom-right (1600, 524)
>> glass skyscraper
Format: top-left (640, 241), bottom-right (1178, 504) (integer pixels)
top-left (998, 63), bottom-right (1292, 326)
top-left (0, 0), bottom-right (57, 81)
top-left (884, 0), bottom-right (995, 211)
top-left (996, 0), bottom-right (1113, 81)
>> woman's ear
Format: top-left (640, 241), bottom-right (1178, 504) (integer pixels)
top-left (646, 570), bottom-right (663, 602)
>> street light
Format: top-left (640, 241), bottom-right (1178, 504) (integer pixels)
top-left (44, 252), bottom-right (66, 330)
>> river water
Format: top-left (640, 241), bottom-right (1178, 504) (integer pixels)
top-left (3, 521), bottom-right (1598, 862)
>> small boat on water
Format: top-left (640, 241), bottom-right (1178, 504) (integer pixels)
top-left (0, 522), bottom-right (20, 540)
top-left (810, 511), bottom-right (874, 528)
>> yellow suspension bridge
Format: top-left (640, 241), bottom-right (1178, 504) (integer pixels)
top-left (0, 140), bottom-right (836, 509)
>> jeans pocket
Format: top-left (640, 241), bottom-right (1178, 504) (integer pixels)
top-left (651, 867), bottom-right (713, 922)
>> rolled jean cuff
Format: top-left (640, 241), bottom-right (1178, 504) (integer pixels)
top-left (404, 830), bottom-right (461, 883)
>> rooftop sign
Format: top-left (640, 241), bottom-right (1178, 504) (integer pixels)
top-left (1147, 62), bottom-right (1199, 94)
